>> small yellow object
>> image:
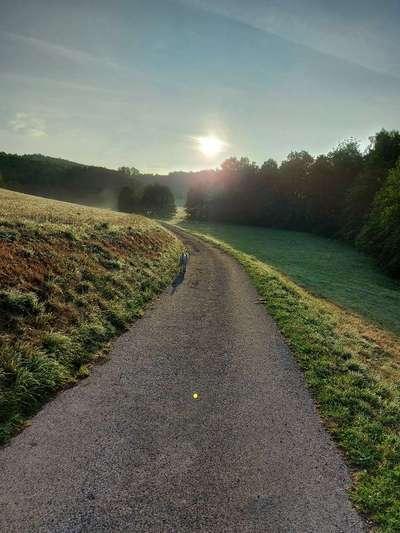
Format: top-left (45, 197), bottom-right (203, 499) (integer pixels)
top-left (192, 392), bottom-right (199, 400)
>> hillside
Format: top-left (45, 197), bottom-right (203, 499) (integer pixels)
top-left (0, 188), bottom-right (182, 442)
top-left (0, 152), bottom-right (141, 209)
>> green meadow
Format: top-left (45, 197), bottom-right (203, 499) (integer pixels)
top-left (178, 221), bottom-right (400, 336)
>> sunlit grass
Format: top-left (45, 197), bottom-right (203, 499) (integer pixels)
top-left (0, 188), bottom-right (182, 443)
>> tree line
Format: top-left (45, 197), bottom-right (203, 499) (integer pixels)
top-left (117, 168), bottom-right (176, 219)
top-left (186, 129), bottom-right (400, 277)
top-left (0, 153), bottom-right (141, 209)
top-left (0, 153), bottom-right (177, 219)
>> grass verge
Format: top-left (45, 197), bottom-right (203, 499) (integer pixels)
top-left (182, 227), bottom-right (400, 532)
top-left (0, 189), bottom-right (182, 443)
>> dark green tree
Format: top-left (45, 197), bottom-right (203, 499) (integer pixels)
top-left (118, 186), bottom-right (141, 213)
top-left (278, 150), bottom-right (314, 229)
top-left (186, 184), bottom-right (209, 220)
top-left (306, 140), bottom-right (362, 234)
top-left (141, 183), bottom-right (176, 218)
top-left (118, 166), bottom-right (141, 177)
top-left (358, 160), bottom-right (400, 276)
top-left (342, 130), bottom-right (400, 239)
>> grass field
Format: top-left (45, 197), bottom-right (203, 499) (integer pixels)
top-left (0, 188), bottom-right (182, 443)
top-left (177, 226), bottom-right (400, 531)
top-left (178, 221), bottom-right (400, 336)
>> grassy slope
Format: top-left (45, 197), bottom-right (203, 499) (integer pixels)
top-left (0, 189), bottom-right (182, 443)
top-left (178, 221), bottom-right (400, 336)
top-left (177, 226), bottom-right (400, 532)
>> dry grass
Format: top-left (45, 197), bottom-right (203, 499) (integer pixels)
top-left (0, 189), bottom-right (182, 443)
top-left (276, 270), bottom-right (400, 383)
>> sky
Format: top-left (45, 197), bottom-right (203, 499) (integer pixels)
top-left (0, 0), bottom-right (399, 173)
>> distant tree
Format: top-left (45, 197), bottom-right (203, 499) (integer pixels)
top-left (358, 160), bottom-right (400, 276)
top-left (141, 183), bottom-right (176, 218)
top-left (306, 140), bottom-right (362, 234)
top-left (261, 158), bottom-right (278, 175)
top-left (278, 150), bottom-right (314, 229)
top-left (342, 129), bottom-right (400, 239)
top-left (258, 158), bottom-right (282, 227)
top-left (118, 166), bottom-right (141, 177)
top-left (118, 186), bottom-right (141, 213)
top-left (212, 157), bottom-right (260, 223)
top-left (186, 184), bottom-right (209, 220)
top-left (367, 129), bottom-right (400, 172)
top-left (328, 139), bottom-right (363, 197)
top-left (305, 154), bottom-right (335, 231)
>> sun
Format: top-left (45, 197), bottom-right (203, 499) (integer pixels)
top-left (197, 135), bottom-right (226, 158)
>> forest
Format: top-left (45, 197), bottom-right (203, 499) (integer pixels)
top-left (185, 129), bottom-right (400, 277)
top-left (0, 153), bottom-right (141, 209)
top-left (0, 153), bottom-right (175, 217)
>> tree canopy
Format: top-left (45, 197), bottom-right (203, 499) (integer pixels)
top-left (141, 183), bottom-right (176, 218)
top-left (118, 182), bottom-right (176, 219)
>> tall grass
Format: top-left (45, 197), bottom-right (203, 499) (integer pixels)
top-left (0, 189), bottom-right (182, 442)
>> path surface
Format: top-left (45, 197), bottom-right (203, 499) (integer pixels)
top-left (0, 230), bottom-right (365, 532)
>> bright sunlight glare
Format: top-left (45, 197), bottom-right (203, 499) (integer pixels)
top-left (196, 135), bottom-right (226, 158)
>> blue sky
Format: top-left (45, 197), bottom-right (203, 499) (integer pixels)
top-left (0, 0), bottom-right (399, 172)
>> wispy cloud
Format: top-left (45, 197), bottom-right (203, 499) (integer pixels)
top-left (0, 31), bottom-right (131, 74)
top-left (0, 71), bottom-right (124, 96)
top-left (180, 0), bottom-right (400, 80)
top-left (8, 112), bottom-right (47, 138)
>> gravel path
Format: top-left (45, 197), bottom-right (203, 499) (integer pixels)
top-left (0, 230), bottom-right (365, 532)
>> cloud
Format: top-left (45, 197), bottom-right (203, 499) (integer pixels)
top-left (2, 31), bottom-right (97, 64)
top-left (8, 112), bottom-right (47, 138)
top-left (0, 31), bottom-right (134, 74)
top-left (1, 71), bottom-right (124, 96)
top-left (180, 0), bottom-right (400, 80)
